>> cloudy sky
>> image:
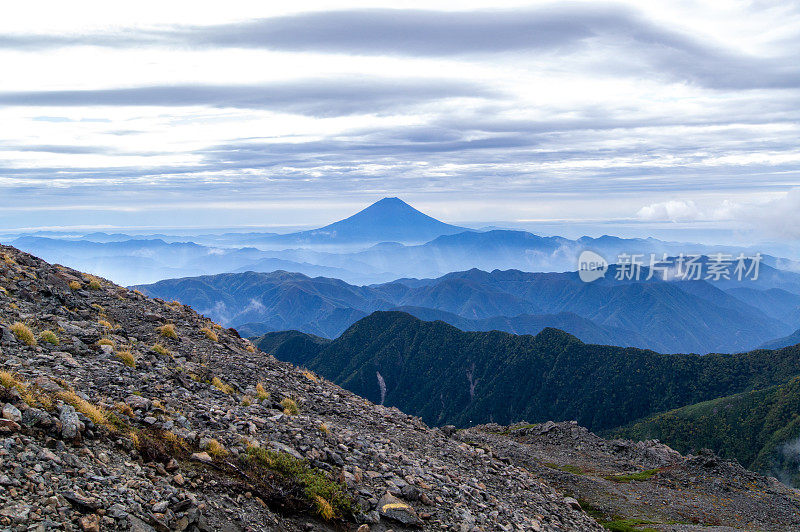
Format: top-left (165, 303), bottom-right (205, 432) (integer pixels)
top-left (2, 0), bottom-right (800, 242)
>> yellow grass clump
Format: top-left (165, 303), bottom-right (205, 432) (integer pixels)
top-left (115, 402), bottom-right (135, 417)
top-left (301, 370), bottom-right (319, 382)
top-left (158, 324), bottom-right (177, 339)
top-left (58, 390), bottom-right (110, 429)
top-left (256, 382), bottom-right (270, 402)
top-left (68, 280), bottom-right (82, 290)
top-left (116, 350), bottom-right (136, 368)
top-left (152, 343), bottom-right (170, 357)
top-left (211, 376), bottom-right (234, 395)
top-left (200, 327), bottom-right (219, 342)
top-left (39, 330), bottom-right (59, 345)
top-left (11, 322), bottom-right (36, 346)
top-left (0, 371), bottom-right (21, 390)
top-left (204, 438), bottom-right (228, 458)
top-left (281, 397), bottom-right (299, 416)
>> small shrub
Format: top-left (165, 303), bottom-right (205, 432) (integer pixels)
top-left (245, 343), bottom-right (256, 353)
top-left (39, 330), bottom-right (60, 345)
top-left (11, 322), bottom-right (36, 346)
top-left (158, 324), bottom-right (177, 339)
top-left (318, 423), bottom-right (330, 436)
top-left (204, 438), bottom-right (228, 458)
top-left (116, 350), bottom-right (136, 368)
top-left (241, 396), bottom-right (253, 406)
top-left (68, 280), bottom-right (81, 290)
top-left (281, 397), bottom-right (299, 416)
top-left (200, 327), bottom-right (218, 342)
top-left (245, 445), bottom-right (352, 520)
top-left (152, 344), bottom-right (170, 357)
top-left (87, 278), bottom-right (102, 290)
top-left (211, 376), bottom-right (234, 395)
top-left (256, 383), bottom-right (270, 402)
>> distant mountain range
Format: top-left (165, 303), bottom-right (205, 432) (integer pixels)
top-left (135, 265), bottom-right (799, 353)
top-left (253, 311), bottom-right (800, 430)
top-left (7, 197), bottom-right (797, 286)
top-left (255, 310), bottom-right (800, 486)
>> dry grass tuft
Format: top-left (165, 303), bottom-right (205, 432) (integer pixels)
top-left (301, 370), bottom-right (319, 382)
top-left (204, 438), bottom-right (228, 458)
top-left (256, 382), bottom-right (270, 402)
top-left (97, 338), bottom-right (114, 347)
top-left (11, 322), bottom-right (36, 346)
top-left (314, 495), bottom-right (335, 520)
top-left (87, 278), bottom-right (102, 290)
top-left (0, 371), bottom-right (22, 390)
top-left (98, 319), bottom-right (113, 329)
top-left (151, 343), bottom-right (170, 357)
top-left (211, 376), bottom-right (234, 395)
top-left (281, 397), bottom-right (299, 416)
top-left (68, 280), bottom-right (82, 290)
top-left (39, 330), bottom-right (60, 345)
top-left (245, 343), bottom-right (256, 353)
top-left (158, 324), bottom-right (177, 339)
top-left (200, 327), bottom-right (218, 342)
top-left (58, 390), bottom-right (110, 429)
top-left (116, 350), bottom-right (136, 368)
top-left (115, 402), bottom-right (135, 417)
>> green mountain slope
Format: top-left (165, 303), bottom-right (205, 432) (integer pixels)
top-left (612, 376), bottom-right (800, 485)
top-left (254, 310), bottom-right (800, 432)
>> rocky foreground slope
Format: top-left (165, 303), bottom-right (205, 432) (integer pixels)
top-left (0, 244), bottom-right (798, 531)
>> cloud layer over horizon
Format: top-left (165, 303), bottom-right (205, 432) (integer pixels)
top-left (2, 1), bottom-right (799, 241)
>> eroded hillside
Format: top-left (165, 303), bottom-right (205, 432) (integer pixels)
top-left (0, 245), bottom-right (601, 531)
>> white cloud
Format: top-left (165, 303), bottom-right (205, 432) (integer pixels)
top-left (1, 1), bottom-right (799, 232)
top-left (637, 200), bottom-right (704, 222)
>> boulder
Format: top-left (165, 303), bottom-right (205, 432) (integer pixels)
top-left (378, 492), bottom-right (422, 527)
